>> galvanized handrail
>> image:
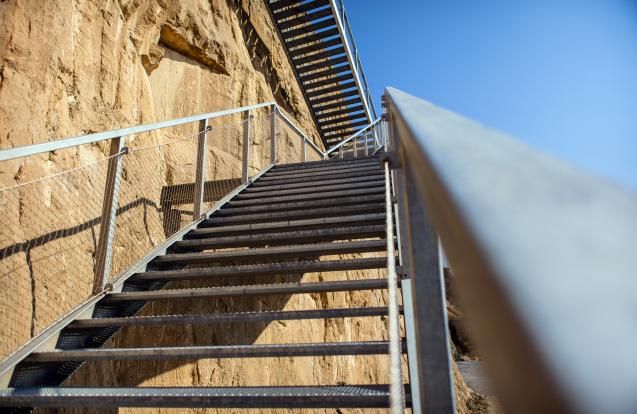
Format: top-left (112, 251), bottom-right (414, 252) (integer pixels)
top-left (325, 118), bottom-right (382, 155)
top-left (385, 86), bottom-right (637, 414)
top-left (332, 0), bottom-right (377, 119)
top-left (0, 102), bottom-right (275, 162)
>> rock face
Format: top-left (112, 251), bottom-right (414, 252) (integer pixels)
top-left (0, 0), bottom-right (482, 412)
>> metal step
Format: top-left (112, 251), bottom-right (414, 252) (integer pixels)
top-left (69, 306), bottom-right (392, 329)
top-left (0, 385), bottom-right (403, 408)
top-left (249, 169), bottom-right (381, 186)
top-left (247, 174), bottom-right (384, 192)
top-left (173, 225), bottom-right (384, 251)
top-left (27, 341), bottom-right (399, 362)
top-left (269, 157), bottom-right (380, 172)
top-left (153, 240), bottom-right (387, 265)
top-left (106, 278), bottom-right (389, 302)
top-left (218, 194), bottom-right (385, 216)
top-left (226, 187), bottom-right (385, 207)
top-left (200, 203), bottom-right (385, 226)
top-left (238, 180), bottom-right (384, 199)
top-left (132, 257), bottom-right (388, 282)
top-left (187, 213), bottom-right (385, 238)
top-left (261, 164), bottom-right (378, 180)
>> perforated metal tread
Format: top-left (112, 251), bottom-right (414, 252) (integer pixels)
top-left (153, 240), bottom-right (387, 265)
top-left (187, 213), bottom-right (385, 237)
top-left (200, 203), bottom-right (385, 226)
top-left (272, 155), bottom-right (379, 170)
top-left (259, 164), bottom-right (378, 181)
top-left (173, 225), bottom-right (384, 250)
top-left (69, 306), bottom-right (393, 328)
top-left (106, 278), bottom-right (390, 302)
top-left (238, 180), bottom-right (384, 199)
top-left (264, 162), bottom-right (379, 177)
top-left (0, 385), bottom-right (407, 408)
top-left (218, 194), bottom-right (385, 215)
top-left (132, 257), bottom-right (388, 282)
top-left (226, 187), bottom-right (385, 207)
top-left (246, 174), bottom-right (384, 192)
top-left (249, 169), bottom-right (381, 186)
top-left (28, 341), bottom-right (404, 362)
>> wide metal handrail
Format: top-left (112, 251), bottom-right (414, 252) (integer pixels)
top-left (385, 87), bottom-right (637, 414)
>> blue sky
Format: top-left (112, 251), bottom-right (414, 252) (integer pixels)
top-left (345, 0), bottom-right (637, 190)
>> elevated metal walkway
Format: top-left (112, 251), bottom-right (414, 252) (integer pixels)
top-left (266, 0), bottom-right (377, 147)
top-left (0, 154), bottom-right (416, 411)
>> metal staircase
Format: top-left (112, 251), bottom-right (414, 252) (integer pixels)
top-left (266, 0), bottom-right (377, 147)
top-left (0, 154), bottom-right (415, 411)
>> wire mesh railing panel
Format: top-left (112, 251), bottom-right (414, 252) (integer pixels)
top-left (203, 117), bottom-right (245, 210)
top-left (0, 152), bottom-right (111, 358)
top-left (108, 129), bottom-right (201, 281)
top-left (0, 103), bottom-right (320, 360)
top-left (277, 113), bottom-right (305, 165)
top-left (249, 110), bottom-right (274, 176)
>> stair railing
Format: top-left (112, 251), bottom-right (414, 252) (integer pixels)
top-left (325, 118), bottom-right (384, 159)
top-left (384, 86), bottom-right (637, 414)
top-left (0, 102), bottom-right (319, 368)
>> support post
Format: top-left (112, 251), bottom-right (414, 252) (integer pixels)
top-left (392, 134), bottom-right (456, 414)
top-left (302, 137), bottom-right (307, 162)
top-left (270, 105), bottom-right (277, 164)
top-left (242, 111), bottom-right (251, 185)
top-left (93, 137), bottom-right (126, 294)
top-left (193, 119), bottom-right (208, 219)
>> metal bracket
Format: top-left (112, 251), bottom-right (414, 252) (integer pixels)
top-left (380, 151), bottom-right (400, 169)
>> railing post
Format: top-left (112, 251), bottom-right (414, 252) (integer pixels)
top-left (193, 119), bottom-right (209, 219)
top-left (242, 110), bottom-right (251, 185)
top-left (339, 145), bottom-right (344, 159)
top-left (302, 137), bottom-right (307, 162)
top-left (364, 133), bottom-right (370, 156)
top-left (353, 137), bottom-right (358, 158)
top-left (390, 117), bottom-right (456, 414)
top-left (270, 105), bottom-right (277, 164)
top-left (93, 136), bottom-right (126, 294)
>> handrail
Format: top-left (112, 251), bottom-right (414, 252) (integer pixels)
top-left (385, 86), bottom-right (637, 414)
top-left (0, 102), bottom-right (276, 162)
top-left (325, 118), bottom-right (382, 155)
top-left (329, 0), bottom-right (377, 120)
top-left (276, 107), bottom-right (325, 158)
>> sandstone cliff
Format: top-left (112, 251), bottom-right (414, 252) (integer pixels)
top-left (0, 0), bottom-right (482, 412)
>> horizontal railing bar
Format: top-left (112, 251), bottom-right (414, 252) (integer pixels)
top-left (0, 102), bottom-right (276, 161)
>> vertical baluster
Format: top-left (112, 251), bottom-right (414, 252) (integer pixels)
top-left (93, 137), bottom-right (126, 293)
top-left (270, 105), bottom-right (277, 164)
top-left (242, 111), bottom-right (251, 184)
top-left (193, 119), bottom-right (209, 220)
